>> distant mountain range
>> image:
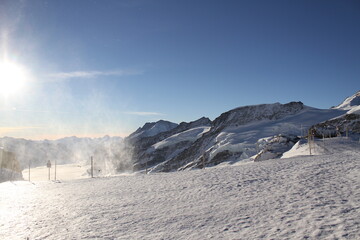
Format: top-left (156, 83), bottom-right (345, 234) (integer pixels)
top-left (1, 91), bottom-right (359, 177)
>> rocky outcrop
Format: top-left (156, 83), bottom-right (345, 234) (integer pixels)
top-left (253, 135), bottom-right (300, 162)
top-left (310, 113), bottom-right (360, 138)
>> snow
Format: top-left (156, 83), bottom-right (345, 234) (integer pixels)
top-left (347, 105), bottom-right (360, 114)
top-left (1, 138), bottom-right (360, 239)
top-left (152, 126), bottom-right (210, 151)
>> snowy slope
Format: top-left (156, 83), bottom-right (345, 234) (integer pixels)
top-left (1, 142), bottom-right (359, 239)
top-left (152, 126), bottom-right (210, 151)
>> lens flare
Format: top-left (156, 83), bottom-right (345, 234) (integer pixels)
top-left (0, 61), bottom-right (28, 96)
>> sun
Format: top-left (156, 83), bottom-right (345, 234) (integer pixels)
top-left (0, 61), bottom-right (28, 96)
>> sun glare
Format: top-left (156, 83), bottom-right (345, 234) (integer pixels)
top-left (0, 61), bottom-right (28, 96)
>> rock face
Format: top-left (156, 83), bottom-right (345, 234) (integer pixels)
top-left (211, 102), bottom-right (305, 133)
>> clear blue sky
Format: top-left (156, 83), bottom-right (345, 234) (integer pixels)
top-left (0, 0), bottom-right (359, 139)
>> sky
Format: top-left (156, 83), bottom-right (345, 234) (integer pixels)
top-left (0, 0), bottom-right (359, 140)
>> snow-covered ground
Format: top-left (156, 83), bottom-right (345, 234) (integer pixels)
top-left (1, 139), bottom-right (360, 239)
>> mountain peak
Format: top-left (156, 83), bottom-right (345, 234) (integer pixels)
top-left (127, 120), bottom-right (178, 140)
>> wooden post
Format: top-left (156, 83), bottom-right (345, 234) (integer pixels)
top-left (91, 156), bottom-right (93, 178)
top-left (47, 160), bottom-right (51, 180)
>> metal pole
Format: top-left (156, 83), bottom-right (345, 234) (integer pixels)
top-left (28, 161), bottom-right (30, 181)
top-left (54, 159), bottom-right (57, 181)
top-left (48, 167), bottom-right (50, 180)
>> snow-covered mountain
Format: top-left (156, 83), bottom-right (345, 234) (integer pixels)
top-left (125, 91), bottom-right (360, 173)
top-left (152, 102), bottom-right (345, 172)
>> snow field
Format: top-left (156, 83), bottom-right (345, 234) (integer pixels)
top-left (1, 145), bottom-right (360, 239)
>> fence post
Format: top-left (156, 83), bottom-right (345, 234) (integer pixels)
top-left (308, 130), bottom-right (312, 155)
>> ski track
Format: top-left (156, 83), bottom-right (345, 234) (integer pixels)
top-left (1, 152), bottom-right (360, 239)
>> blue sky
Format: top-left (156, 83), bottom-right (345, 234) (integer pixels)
top-left (0, 0), bottom-right (359, 140)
